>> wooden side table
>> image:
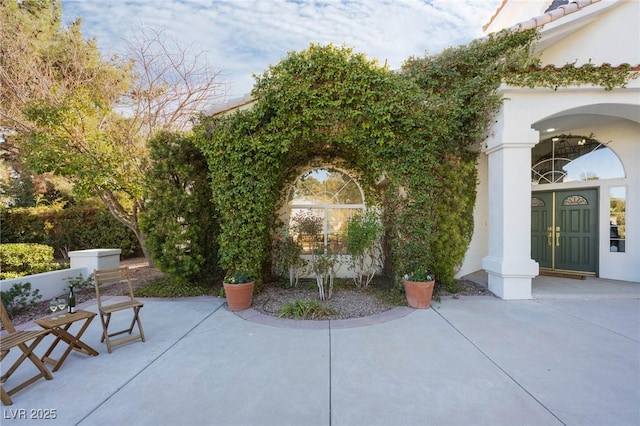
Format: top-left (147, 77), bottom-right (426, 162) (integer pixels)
top-left (34, 310), bottom-right (99, 372)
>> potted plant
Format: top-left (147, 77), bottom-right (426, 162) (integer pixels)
top-left (223, 270), bottom-right (254, 311)
top-left (402, 269), bottom-right (435, 309)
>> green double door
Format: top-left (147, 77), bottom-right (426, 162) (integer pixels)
top-left (531, 189), bottom-right (598, 274)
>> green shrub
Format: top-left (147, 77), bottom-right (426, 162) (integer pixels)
top-left (278, 300), bottom-right (337, 320)
top-left (272, 229), bottom-right (305, 287)
top-left (1, 201), bottom-right (140, 259)
top-left (429, 154), bottom-right (477, 288)
top-left (134, 276), bottom-right (212, 298)
top-left (64, 273), bottom-right (94, 290)
top-left (0, 243), bottom-right (63, 278)
top-left (0, 272), bottom-right (21, 280)
top-left (0, 282), bottom-right (43, 318)
top-left (139, 131), bottom-right (221, 285)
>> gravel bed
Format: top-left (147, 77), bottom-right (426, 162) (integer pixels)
top-left (253, 285), bottom-right (394, 320)
top-left (253, 277), bottom-right (492, 320)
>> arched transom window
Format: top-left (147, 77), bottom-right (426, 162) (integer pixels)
top-left (531, 135), bottom-right (625, 184)
top-left (288, 168), bottom-right (364, 254)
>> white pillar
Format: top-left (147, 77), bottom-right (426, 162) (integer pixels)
top-left (481, 109), bottom-right (539, 299)
top-left (69, 249), bottom-right (121, 273)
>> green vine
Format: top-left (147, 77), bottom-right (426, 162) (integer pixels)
top-left (193, 29), bottom-right (634, 287)
top-left (505, 62), bottom-right (636, 91)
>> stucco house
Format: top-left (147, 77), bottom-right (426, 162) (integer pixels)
top-left (209, 0), bottom-right (640, 299)
top-left (463, 0), bottom-right (640, 299)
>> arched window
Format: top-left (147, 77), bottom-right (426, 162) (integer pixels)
top-left (531, 135), bottom-right (625, 184)
top-left (288, 168), bottom-right (364, 254)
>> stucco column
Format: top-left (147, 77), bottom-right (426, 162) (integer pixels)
top-left (481, 122), bottom-right (539, 299)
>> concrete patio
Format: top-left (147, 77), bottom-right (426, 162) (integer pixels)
top-left (2, 276), bottom-right (639, 426)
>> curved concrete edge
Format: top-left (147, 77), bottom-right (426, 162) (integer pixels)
top-left (232, 306), bottom-right (416, 329)
top-left (11, 294), bottom-right (490, 333)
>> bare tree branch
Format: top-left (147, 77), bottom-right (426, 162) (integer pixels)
top-left (121, 27), bottom-right (228, 138)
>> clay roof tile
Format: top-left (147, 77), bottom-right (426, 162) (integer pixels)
top-left (483, 0), bottom-right (602, 33)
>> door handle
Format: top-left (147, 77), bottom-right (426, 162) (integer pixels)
top-left (547, 227), bottom-right (553, 246)
top-left (556, 227), bottom-right (560, 247)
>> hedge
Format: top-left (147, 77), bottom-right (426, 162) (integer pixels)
top-left (1, 201), bottom-right (140, 259)
top-left (0, 243), bottom-right (64, 279)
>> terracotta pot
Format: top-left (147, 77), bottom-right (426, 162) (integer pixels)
top-left (402, 279), bottom-right (435, 309)
top-left (223, 281), bottom-right (255, 311)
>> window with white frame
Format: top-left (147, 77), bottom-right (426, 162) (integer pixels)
top-left (288, 168), bottom-right (364, 254)
top-left (610, 187), bottom-right (626, 253)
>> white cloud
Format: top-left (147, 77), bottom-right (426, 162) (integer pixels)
top-left (62, 0), bottom-right (503, 100)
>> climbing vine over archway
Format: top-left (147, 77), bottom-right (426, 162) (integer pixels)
top-left (195, 43), bottom-right (429, 282)
top-left (193, 28), bottom-right (633, 288)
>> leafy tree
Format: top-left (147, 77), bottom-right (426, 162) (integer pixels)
top-left (0, 171), bottom-right (36, 208)
top-left (1, 1), bottom-right (226, 259)
top-left (0, 0), bottom-right (88, 207)
top-left (344, 210), bottom-right (383, 288)
top-left (1, 0), bottom-right (137, 240)
top-left (291, 209), bottom-right (336, 301)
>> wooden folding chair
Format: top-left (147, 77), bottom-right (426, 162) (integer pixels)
top-left (1, 301), bottom-right (53, 405)
top-left (93, 267), bottom-right (145, 353)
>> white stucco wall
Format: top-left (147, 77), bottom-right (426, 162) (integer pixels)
top-left (460, 72), bottom-right (639, 283)
top-left (537, 1), bottom-right (640, 67)
top-left (569, 120), bottom-right (639, 282)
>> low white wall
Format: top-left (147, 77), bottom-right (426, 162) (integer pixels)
top-left (0, 268), bottom-right (88, 301)
top-left (0, 249), bottom-right (121, 302)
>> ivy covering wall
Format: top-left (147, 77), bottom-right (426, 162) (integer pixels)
top-left (194, 43), bottom-right (430, 283)
top-left (192, 29), bottom-right (633, 289)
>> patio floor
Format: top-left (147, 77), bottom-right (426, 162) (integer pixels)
top-left (2, 276), bottom-right (639, 426)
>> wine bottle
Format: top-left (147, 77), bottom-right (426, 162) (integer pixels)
top-left (68, 284), bottom-right (76, 314)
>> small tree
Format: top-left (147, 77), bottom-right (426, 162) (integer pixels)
top-left (291, 209), bottom-right (335, 300)
top-left (272, 227), bottom-right (305, 287)
top-left (345, 211), bottom-right (383, 288)
top-left (312, 251), bottom-right (337, 301)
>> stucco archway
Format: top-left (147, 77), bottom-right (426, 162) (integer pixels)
top-left (480, 82), bottom-right (640, 299)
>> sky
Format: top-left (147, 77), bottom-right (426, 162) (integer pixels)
top-left (61, 0), bottom-right (504, 101)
